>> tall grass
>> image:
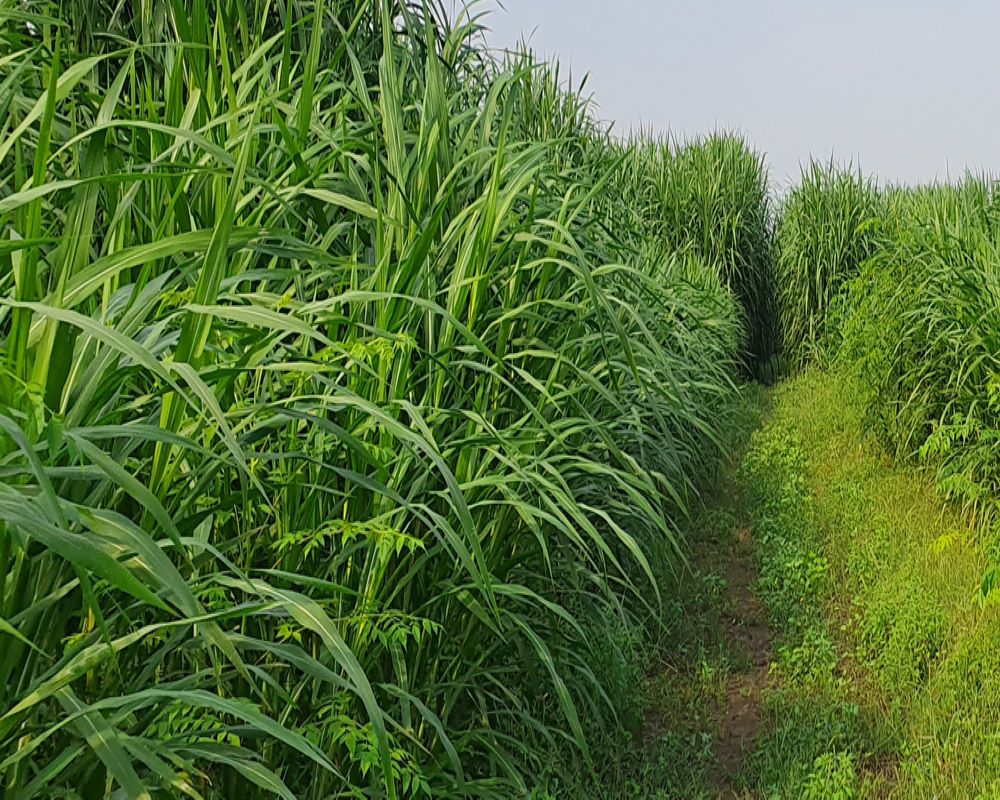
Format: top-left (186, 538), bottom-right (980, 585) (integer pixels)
top-left (0, 2), bottom-right (767, 796)
top-left (778, 165), bottom-right (1000, 541)
top-left (840, 177), bottom-right (1000, 534)
top-left (609, 134), bottom-right (778, 372)
top-left (775, 160), bottom-right (882, 367)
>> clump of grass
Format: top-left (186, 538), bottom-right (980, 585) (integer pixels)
top-left (856, 568), bottom-right (947, 698)
top-left (775, 160), bottom-right (882, 367)
top-left (801, 751), bottom-right (859, 800)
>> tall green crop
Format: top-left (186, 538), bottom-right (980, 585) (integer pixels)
top-left (605, 133), bottom-right (778, 373)
top-left (840, 177), bottom-right (1000, 532)
top-left (776, 160), bottom-right (883, 366)
top-left (0, 2), bottom-right (761, 797)
top-left (776, 162), bottom-right (1000, 539)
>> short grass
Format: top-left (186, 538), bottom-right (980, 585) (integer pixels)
top-left (742, 366), bottom-right (997, 798)
top-left (580, 360), bottom-right (998, 799)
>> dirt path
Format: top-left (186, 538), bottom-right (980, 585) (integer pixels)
top-left (633, 393), bottom-right (774, 799)
top-left (637, 510), bottom-right (775, 798)
top-left (706, 524), bottom-right (773, 797)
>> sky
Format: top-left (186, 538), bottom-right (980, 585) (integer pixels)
top-left (454, 1), bottom-right (1000, 188)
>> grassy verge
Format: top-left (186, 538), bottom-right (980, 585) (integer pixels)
top-left (777, 164), bottom-right (1000, 540)
top-left (740, 366), bottom-right (999, 798)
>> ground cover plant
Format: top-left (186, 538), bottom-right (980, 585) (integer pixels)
top-left (743, 367), bottom-right (995, 799)
top-left (0, 1), bottom-right (775, 797)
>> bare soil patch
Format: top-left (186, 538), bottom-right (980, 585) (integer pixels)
top-left (707, 525), bottom-right (774, 798)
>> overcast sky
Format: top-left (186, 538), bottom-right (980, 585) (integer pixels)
top-left (455, 1), bottom-right (1000, 188)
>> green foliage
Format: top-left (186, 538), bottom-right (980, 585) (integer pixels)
top-left (738, 401), bottom-right (873, 798)
top-left (740, 426), bottom-right (828, 633)
top-left (539, 383), bottom-right (769, 799)
top-left (776, 168), bottom-right (1000, 699)
top-left (838, 177), bottom-right (1000, 535)
top-left (777, 167), bottom-right (1000, 545)
top-left (755, 367), bottom-right (998, 799)
top-left (602, 133), bottom-right (779, 373)
top-left (902, 610), bottom-right (1000, 797)
top-left (856, 570), bottom-right (946, 697)
top-left (658, 135), bottom-right (779, 370)
top-left (801, 751), bottom-right (858, 800)
top-left (776, 624), bottom-right (837, 687)
top-left (775, 160), bottom-right (883, 367)
top-left (0, 1), bottom-right (778, 797)
top-left (750, 681), bottom-right (864, 798)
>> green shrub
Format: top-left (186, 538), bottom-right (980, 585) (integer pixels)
top-left (776, 624), bottom-right (838, 687)
top-left (740, 427), bottom-right (810, 518)
top-left (749, 688), bottom-right (862, 797)
top-left (660, 135), bottom-right (779, 369)
top-left (738, 409), bottom-right (875, 797)
top-left (802, 751), bottom-right (858, 800)
top-left (740, 426), bottom-right (829, 631)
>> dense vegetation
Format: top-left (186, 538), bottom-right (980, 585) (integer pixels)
top-left (4, 1), bottom-right (1000, 798)
top-left (774, 161), bottom-right (882, 367)
top-left (776, 164), bottom-right (1000, 541)
top-left (0, 2), bottom-right (774, 797)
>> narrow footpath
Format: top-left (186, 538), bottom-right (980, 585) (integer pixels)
top-left (636, 367), bottom-right (993, 799)
top-left (707, 521), bottom-right (773, 796)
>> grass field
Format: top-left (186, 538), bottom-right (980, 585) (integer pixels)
top-left (741, 369), bottom-right (991, 798)
top-left (1, 2), bottom-right (1000, 798)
